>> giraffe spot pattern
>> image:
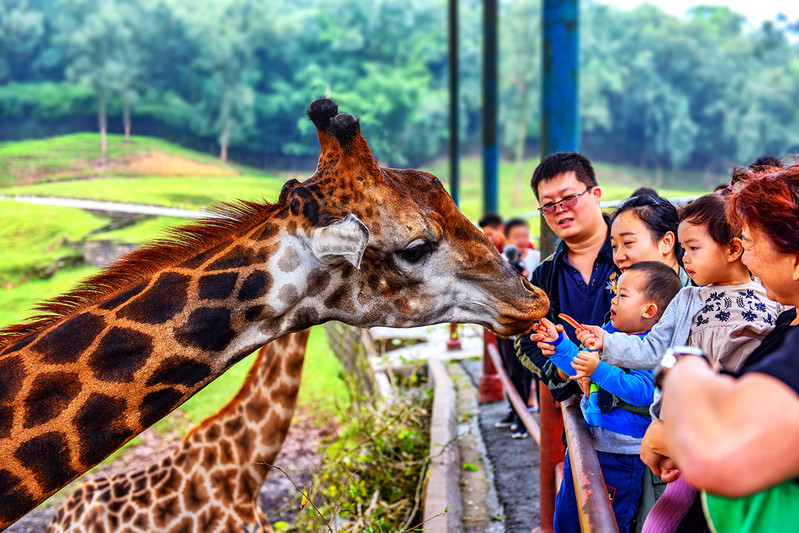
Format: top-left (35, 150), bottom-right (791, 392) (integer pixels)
top-left (88, 327), bottom-right (152, 383)
top-left (97, 282), bottom-right (146, 311)
top-left (74, 393), bottom-right (130, 467)
top-left (198, 272), bottom-right (239, 300)
top-left (202, 447), bottom-right (217, 469)
top-left (168, 516), bottom-right (194, 533)
top-left (122, 504), bottom-right (135, 522)
top-left (185, 471), bottom-right (209, 512)
top-left (14, 431), bottom-right (77, 494)
top-left (139, 387), bottom-right (183, 428)
top-left (174, 307), bottom-right (236, 352)
top-left (205, 245), bottom-right (253, 271)
top-left (32, 312), bottom-right (105, 364)
top-left (278, 284), bottom-right (299, 305)
top-left (291, 307), bottom-right (320, 331)
top-left (237, 270), bottom-right (272, 301)
top-left (1, 330), bottom-right (40, 356)
top-left (133, 512), bottom-right (149, 529)
top-left (199, 505), bottom-right (224, 531)
top-left (154, 494), bottom-right (179, 528)
top-left (323, 285), bottom-right (354, 311)
top-left (0, 405), bottom-right (12, 438)
top-left (178, 243), bottom-right (227, 269)
top-left (307, 268), bottom-right (331, 293)
top-left (244, 304), bottom-right (266, 321)
top-left (146, 357), bottom-right (212, 388)
top-left (256, 222), bottom-right (279, 241)
top-left (116, 272), bottom-right (190, 324)
top-left (277, 247), bottom-right (300, 273)
top-left (0, 355), bottom-right (25, 404)
top-left (210, 468), bottom-right (235, 505)
top-left (156, 470), bottom-right (182, 498)
top-left (22, 371), bottom-right (81, 428)
top-left (0, 469), bottom-right (37, 524)
top-left (239, 471), bottom-right (259, 500)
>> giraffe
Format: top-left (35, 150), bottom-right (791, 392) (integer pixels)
top-left (0, 97), bottom-right (549, 529)
top-left (46, 330), bottom-right (310, 533)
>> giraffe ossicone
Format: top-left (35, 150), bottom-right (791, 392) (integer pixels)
top-left (0, 97), bottom-right (548, 529)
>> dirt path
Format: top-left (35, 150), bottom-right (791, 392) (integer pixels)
top-left (461, 359), bottom-right (541, 533)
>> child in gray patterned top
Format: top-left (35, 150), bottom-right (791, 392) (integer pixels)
top-left (572, 193), bottom-right (782, 374)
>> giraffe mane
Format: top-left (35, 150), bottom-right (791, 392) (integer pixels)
top-left (0, 199), bottom-right (280, 348)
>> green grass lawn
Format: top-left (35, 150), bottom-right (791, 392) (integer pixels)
top-left (0, 199), bottom-right (108, 284)
top-left (2, 175), bottom-right (285, 209)
top-left (0, 133), bottom-right (267, 187)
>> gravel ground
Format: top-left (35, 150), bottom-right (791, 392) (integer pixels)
top-left (461, 359), bottom-right (541, 533)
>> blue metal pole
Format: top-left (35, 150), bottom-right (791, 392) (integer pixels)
top-left (537, 3), bottom-right (580, 532)
top-left (542, 0), bottom-right (579, 156)
top-left (539, 0), bottom-right (579, 258)
top-left (449, 0), bottom-right (460, 207)
top-left (482, 0), bottom-right (498, 215)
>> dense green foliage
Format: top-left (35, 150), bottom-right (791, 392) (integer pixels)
top-left (1, 0), bottom-right (797, 172)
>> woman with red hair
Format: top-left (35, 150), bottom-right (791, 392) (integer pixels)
top-left (645, 165), bottom-right (799, 531)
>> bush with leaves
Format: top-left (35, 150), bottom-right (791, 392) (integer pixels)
top-left (289, 382), bottom-right (433, 532)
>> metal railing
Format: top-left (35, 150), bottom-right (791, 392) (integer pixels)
top-left (480, 329), bottom-right (619, 533)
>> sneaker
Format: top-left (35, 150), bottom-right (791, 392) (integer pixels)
top-left (510, 425), bottom-right (528, 439)
top-left (494, 411), bottom-right (515, 428)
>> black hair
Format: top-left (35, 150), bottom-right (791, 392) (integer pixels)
top-left (504, 218), bottom-right (529, 237)
top-left (613, 194), bottom-right (682, 261)
top-left (478, 212), bottom-right (503, 229)
top-left (625, 261), bottom-right (682, 320)
top-left (530, 152), bottom-right (597, 201)
top-left (630, 186), bottom-right (659, 198)
top-left (678, 193), bottom-right (740, 246)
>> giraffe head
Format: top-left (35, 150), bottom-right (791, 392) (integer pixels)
top-left (272, 98), bottom-right (548, 336)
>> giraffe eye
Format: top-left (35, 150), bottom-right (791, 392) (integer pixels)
top-left (396, 241), bottom-right (435, 264)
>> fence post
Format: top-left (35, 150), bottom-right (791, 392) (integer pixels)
top-left (535, 385), bottom-right (565, 532)
top-left (447, 322), bottom-right (462, 350)
top-left (478, 329), bottom-right (504, 403)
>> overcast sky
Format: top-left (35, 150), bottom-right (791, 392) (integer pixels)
top-left (600, 0), bottom-right (799, 28)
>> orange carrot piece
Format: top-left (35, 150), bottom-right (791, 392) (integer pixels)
top-left (558, 312), bottom-right (583, 330)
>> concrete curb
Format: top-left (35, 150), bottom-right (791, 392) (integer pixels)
top-left (423, 360), bottom-right (463, 533)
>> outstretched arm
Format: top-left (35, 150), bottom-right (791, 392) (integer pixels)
top-left (662, 358), bottom-right (799, 496)
top-left (601, 293), bottom-right (689, 370)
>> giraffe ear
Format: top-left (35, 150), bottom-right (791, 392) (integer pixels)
top-left (310, 214), bottom-right (369, 269)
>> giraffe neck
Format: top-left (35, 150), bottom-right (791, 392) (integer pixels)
top-left (181, 329), bottom-right (309, 495)
top-left (44, 331), bottom-right (310, 533)
top-left (0, 220), bottom-right (331, 527)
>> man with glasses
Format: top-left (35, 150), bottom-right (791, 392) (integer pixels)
top-left (515, 152), bottom-right (620, 401)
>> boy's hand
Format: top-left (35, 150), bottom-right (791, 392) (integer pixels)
top-left (530, 317), bottom-right (562, 356)
top-left (658, 458), bottom-right (682, 483)
top-left (575, 324), bottom-right (604, 351)
top-left (571, 351), bottom-right (600, 379)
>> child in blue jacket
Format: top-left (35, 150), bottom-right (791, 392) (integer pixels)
top-left (536, 261), bottom-right (683, 533)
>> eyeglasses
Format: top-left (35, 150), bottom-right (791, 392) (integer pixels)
top-left (538, 187), bottom-right (592, 215)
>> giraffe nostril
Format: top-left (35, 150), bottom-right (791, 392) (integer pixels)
top-left (521, 276), bottom-right (536, 292)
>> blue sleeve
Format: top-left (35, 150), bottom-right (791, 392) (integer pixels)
top-left (549, 333), bottom-right (579, 378)
top-left (591, 363), bottom-right (655, 407)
